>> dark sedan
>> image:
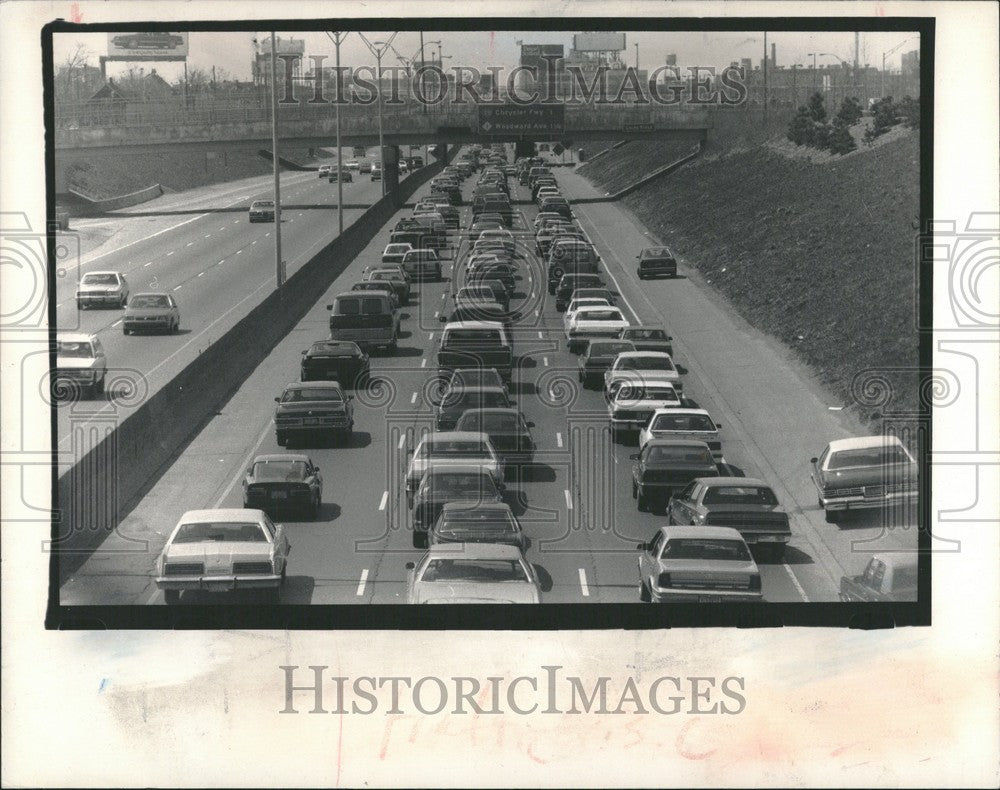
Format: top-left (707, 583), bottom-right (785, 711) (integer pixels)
top-left (667, 477), bottom-right (792, 560)
top-left (630, 439), bottom-right (719, 512)
top-left (455, 407), bottom-right (535, 466)
top-left (577, 339), bottom-right (636, 388)
top-left (555, 274), bottom-right (607, 311)
top-left (435, 384), bottom-right (512, 431)
top-left (637, 246), bottom-right (677, 278)
top-left (242, 453), bottom-right (323, 520)
top-left (411, 466), bottom-right (505, 546)
top-left (299, 341), bottom-right (370, 387)
top-left (429, 502), bottom-right (526, 552)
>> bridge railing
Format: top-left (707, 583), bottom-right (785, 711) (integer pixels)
top-left (54, 95), bottom-right (708, 133)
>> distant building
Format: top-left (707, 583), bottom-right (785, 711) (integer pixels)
top-left (900, 49), bottom-right (920, 74)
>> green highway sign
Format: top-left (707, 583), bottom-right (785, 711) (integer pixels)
top-left (477, 104), bottom-right (565, 135)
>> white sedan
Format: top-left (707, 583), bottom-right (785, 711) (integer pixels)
top-left (154, 508), bottom-right (291, 604)
top-left (604, 351), bottom-right (682, 395)
top-left (566, 306), bottom-right (630, 353)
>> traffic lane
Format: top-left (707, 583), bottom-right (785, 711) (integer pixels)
top-left (553, 180), bottom-right (916, 598)
top-left (53, 175), bottom-right (393, 450)
top-left (61, 165), bottom-right (457, 605)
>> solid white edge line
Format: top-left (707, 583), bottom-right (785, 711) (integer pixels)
top-left (578, 568), bottom-right (590, 597)
top-left (356, 569), bottom-right (369, 596)
top-left (378, 491), bottom-right (388, 511)
top-left (783, 563), bottom-right (810, 602)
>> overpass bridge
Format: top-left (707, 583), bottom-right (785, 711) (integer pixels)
top-left (53, 96), bottom-right (712, 191)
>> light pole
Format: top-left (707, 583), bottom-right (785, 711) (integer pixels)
top-left (268, 31), bottom-right (283, 288)
top-left (634, 42), bottom-right (639, 70)
top-left (881, 36), bottom-right (919, 98)
top-left (326, 32), bottom-right (350, 235)
top-left (807, 52), bottom-right (818, 93)
top-left (359, 33), bottom-right (397, 197)
top-left (790, 63), bottom-right (803, 108)
top-left (819, 53), bottom-right (849, 104)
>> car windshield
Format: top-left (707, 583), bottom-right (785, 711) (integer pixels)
top-left (419, 559), bottom-right (528, 583)
top-left (253, 201), bottom-right (274, 208)
top-left (615, 386), bottom-right (677, 403)
top-left (252, 460), bottom-right (307, 481)
top-left (828, 447), bottom-right (911, 468)
top-left (82, 273), bottom-right (118, 286)
top-left (281, 387), bottom-right (343, 403)
top-left (578, 310), bottom-right (622, 322)
top-left (173, 521), bottom-right (267, 544)
top-left (619, 356), bottom-right (674, 371)
top-left (702, 486), bottom-right (779, 506)
top-left (661, 538), bottom-right (750, 562)
top-left (646, 446), bottom-right (714, 465)
top-left (419, 440), bottom-right (490, 458)
top-left (652, 414), bottom-right (716, 432)
top-left (429, 473), bottom-right (497, 497)
top-left (628, 329), bottom-right (667, 340)
top-left (56, 341), bottom-right (94, 358)
top-left (129, 295), bottom-right (170, 309)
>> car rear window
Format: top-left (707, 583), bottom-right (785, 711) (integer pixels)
top-left (646, 446), bottom-right (714, 465)
top-left (619, 356), bottom-right (675, 371)
top-left (661, 538), bottom-right (750, 562)
top-left (652, 414), bottom-right (716, 432)
top-left (420, 559), bottom-right (528, 583)
top-left (702, 486), bottom-right (778, 506)
top-left (828, 447), bottom-right (911, 468)
top-left (56, 341), bottom-right (95, 358)
top-left (82, 273), bottom-right (119, 285)
top-left (281, 387), bottom-right (343, 403)
top-left (173, 521), bottom-right (267, 543)
top-left (252, 461), bottom-right (307, 481)
top-left (446, 329), bottom-right (504, 344)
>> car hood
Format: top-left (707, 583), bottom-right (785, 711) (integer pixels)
top-left (411, 581), bottom-right (539, 604)
top-left (56, 357), bottom-right (99, 370)
top-left (78, 284), bottom-right (122, 293)
top-left (163, 541), bottom-right (273, 562)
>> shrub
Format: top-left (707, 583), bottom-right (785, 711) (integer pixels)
top-left (828, 118), bottom-right (857, 155)
top-left (787, 105), bottom-right (815, 146)
top-left (807, 92), bottom-right (827, 123)
top-left (897, 95), bottom-right (920, 129)
top-left (812, 121), bottom-right (832, 150)
top-left (836, 96), bottom-right (863, 126)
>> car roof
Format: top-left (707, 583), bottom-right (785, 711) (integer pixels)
top-left (657, 525), bottom-right (747, 542)
top-left (643, 438), bottom-right (713, 450)
top-left (697, 476), bottom-right (769, 488)
top-left (335, 290), bottom-right (390, 299)
top-left (615, 351), bottom-right (673, 359)
top-left (179, 508), bottom-right (265, 523)
top-left (82, 270), bottom-right (121, 276)
top-left (440, 501), bottom-right (513, 514)
top-left (130, 291), bottom-right (170, 298)
top-left (459, 406), bottom-right (520, 416)
top-left (252, 454), bottom-right (311, 464)
top-left (623, 325), bottom-right (667, 333)
top-left (827, 436), bottom-right (906, 451)
top-left (285, 380), bottom-right (344, 390)
top-left (443, 320), bottom-right (505, 330)
top-left (419, 431), bottom-right (492, 443)
top-left (56, 332), bottom-right (96, 342)
top-left (423, 542), bottom-right (523, 560)
top-left (649, 407), bottom-right (712, 418)
top-left (615, 378), bottom-right (678, 390)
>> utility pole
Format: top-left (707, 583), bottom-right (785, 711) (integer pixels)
top-left (269, 31), bottom-right (283, 288)
top-left (359, 33), bottom-right (397, 198)
top-left (419, 31), bottom-right (426, 114)
top-left (763, 31), bottom-right (768, 122)
top-left (327, 31), bottom-right (350, 235)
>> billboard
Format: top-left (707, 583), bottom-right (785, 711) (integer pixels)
top-left (573, 33), bottom-right (626, 52)
top-left (107, 32), bottom-right (188, 60)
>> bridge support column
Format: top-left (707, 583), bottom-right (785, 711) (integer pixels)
top-left (382, 145), bottom-right (400, 196)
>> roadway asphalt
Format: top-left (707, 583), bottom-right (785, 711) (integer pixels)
top-left (59, 146), bottom-right (917, 606)
top-left (52, 153), bottom-right (409, 470)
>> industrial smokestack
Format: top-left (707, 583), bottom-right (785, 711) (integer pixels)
top-left (771, 42), bottom-right (777, 67)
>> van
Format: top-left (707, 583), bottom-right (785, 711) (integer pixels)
top-left (326, 292), bottom-right (399, 353)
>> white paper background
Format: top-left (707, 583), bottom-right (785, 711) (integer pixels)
top-left (2, 2), bottom-right (997, 786)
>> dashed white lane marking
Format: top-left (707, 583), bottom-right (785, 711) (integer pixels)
top-left (166, 251), bottom-right (174, 256)
top-left (143, 262), bottom-right (153, 267)
top-left (421, 358), bottom-right (428, 368)
top-left (534, 309), bottom-right (540, 316)
top-left (543, 356), bottom-right (549, 366)
top-left (378, 491), bottom-right (388, 511)
top-left (410, 392), bottom-right (418, 404)
top-left (433, 310), bottom-right (439, 318)
top-left (356, 569), bottom-right (369, 596)
top-left (398, 434), bottom-right (407, 450)
top-left (198, 272), bottom-right (205, 277)
top-left (186, 242), bottom-right (194, 247)
top-left (428, 332), bottom-right (434, 341)
top-left (578, 568), bottom-right (590, 597)
top-left (236, 249), bottom-right (243, 255)
top-left (111, 320), bottom-right (122, 327)
top-left (564, 489), bottom-right (573, 510)
top-left (538, 331), bottom-right (544, 339)
top-left (784, 564), bottom-right (810, 602)
top-left (556, 432), bottom-right (563, 448)
top-left (204, 234), bottom-right (211, 238)
top-left (219, 227), bottom-right (226, 231)
top-left (252, 240), bottom-right (258, 245)
top-left (172, 285), bottom-right (182, 291)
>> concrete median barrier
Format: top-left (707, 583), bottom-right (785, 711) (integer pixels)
top-left (54, 150), bottom-right (452, 581)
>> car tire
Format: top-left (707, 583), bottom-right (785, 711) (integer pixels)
top-left (120, 295), bottom-right (128, 308)
top-left (171, 320), bottom-right (179, 334)
top-left (92, 374), bottom-right (105, 398)
top-left (310, 494), bottom-right (321, 520)
top-left (825, 509), bottom-right (840, 524)
top-left (631, 479), bottom-right (638, 499)
top-left (276, 433), bottom-right (287, 448)
top-left (640, 582), bottom-right (651, 603)
top-left (413, 531), bottom-right (427, 549)
top-left (637, 489), bottom-right (648, 512)
top-left (77, 300), bottom-right (86, 310)
top-left (164, 589), bottom-right (180, 605)
top-left (123, 325), bottom-right (130, 335)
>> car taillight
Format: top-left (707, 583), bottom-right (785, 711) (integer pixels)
top-left (657, 572), bottom-right (672, 589)
top-left (748, 574), bottom-right (762, 592)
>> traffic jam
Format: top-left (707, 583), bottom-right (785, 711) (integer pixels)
top-left (58, 143), bottom-right (919, 606)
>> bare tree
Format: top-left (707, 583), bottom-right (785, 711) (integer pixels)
top-left (56, 44), bottom-right (95, 103)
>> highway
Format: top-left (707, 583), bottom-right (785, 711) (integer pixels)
top-left (59, 146), bottom-right (918, 606)
top-left (52, 153), bottom-right (411, 468)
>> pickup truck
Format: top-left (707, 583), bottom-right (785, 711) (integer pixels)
top-left (437, 321), bottom-right (514, 382)
top-left (839, 554), bottom-right (918, 602)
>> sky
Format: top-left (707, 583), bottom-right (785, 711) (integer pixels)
top-left (54, 29), bottom-right (922, 84)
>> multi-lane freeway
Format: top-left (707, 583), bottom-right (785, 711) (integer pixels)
top-left (59, 144), bottom-right (917, 605)
top-left (52, 152), bottom-right (409, 466)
